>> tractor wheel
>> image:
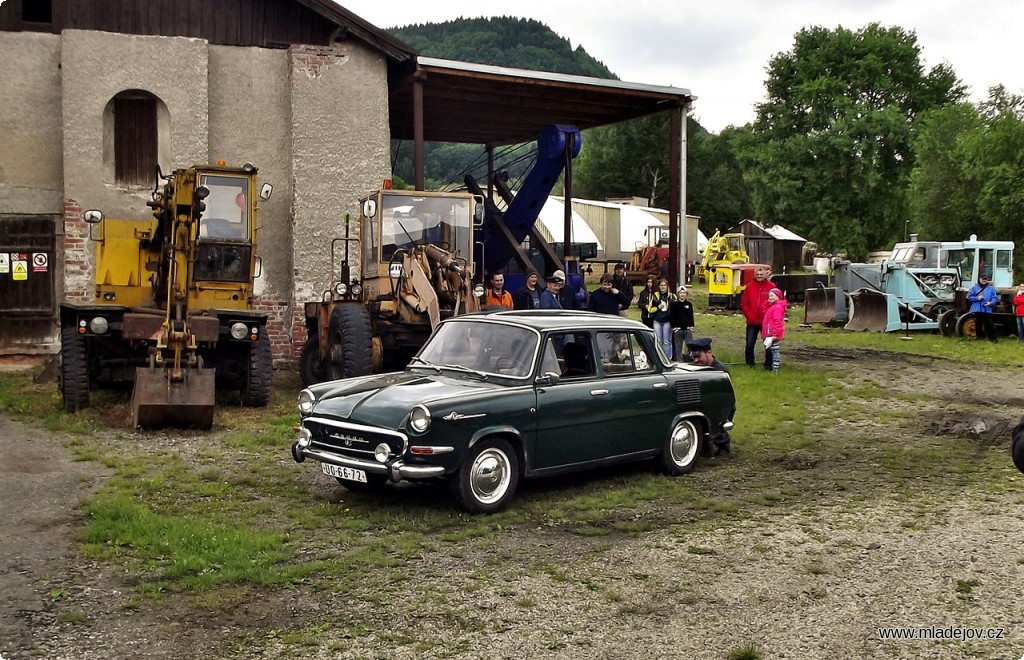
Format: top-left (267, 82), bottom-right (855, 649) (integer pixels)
top-left (241, 332), bottom-right (273, 407)
top-left (59, 326), bottom-right (90, 412)
top-left (955, 313), bottom-right (977, 339)
top-left (326, 305), bottom-right (373, 381)
top-left (299, 335), bottom-right (328, 387)
top-left (937, 309), bottom-right (959, 337)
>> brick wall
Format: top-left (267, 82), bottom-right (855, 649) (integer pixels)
top-left (62, 200), bottom-right (93, 303)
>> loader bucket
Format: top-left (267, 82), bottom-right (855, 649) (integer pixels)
top-left (803, 287), bottom-right (847, 324)
top-left (845, 289), bottom-right (901, 333)
top-left (131, 366), bottom-right (216, 429)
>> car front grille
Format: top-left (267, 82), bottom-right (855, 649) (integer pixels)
top-left (303, 417), bottom-right (408, 458)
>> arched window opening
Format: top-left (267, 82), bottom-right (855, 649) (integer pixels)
top-left (112, 91), bottom-right (159, 187)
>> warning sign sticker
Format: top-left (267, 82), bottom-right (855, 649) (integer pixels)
top-left (0, 253), bottom-right (8, 274)
top-left (32, 252), bottom-right (48, 273)
top-left (13, 256), bottom-right (28, 281)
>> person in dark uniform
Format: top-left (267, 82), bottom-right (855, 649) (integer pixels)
top-left (611, 262), bottom-right (634, 314)
top-left (686, 337), bottom-right (732, 455)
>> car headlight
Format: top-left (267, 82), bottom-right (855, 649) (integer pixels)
top-left (297, 389), bottom-right (316, 416)
top-left (374, 443), bottom-right (391, 463)
top-left (473, 284), bottom-right (485, 298)
top-left (230, 322), bottom-right (248, 339)
top-left (89, 316), bottom-right (109, 335)
top-left (350, 282), bottom-right (362, 296)
top-left (409, 404), bottom-right (431, 433)
top-left (296, 427), bottom-right (312, 448)
top-left (335, 282), bottom-right (348, 296)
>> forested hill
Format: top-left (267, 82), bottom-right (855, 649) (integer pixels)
top-left (388, 17), bottom-right (616, 80)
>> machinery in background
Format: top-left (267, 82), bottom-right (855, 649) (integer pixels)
top-left (59, 163), bottom-right (274, 428)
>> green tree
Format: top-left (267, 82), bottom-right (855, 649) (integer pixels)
top-left (737, 24), bottom-right (965, 256)
top-left (910, 86), bottom-right (1024, 265)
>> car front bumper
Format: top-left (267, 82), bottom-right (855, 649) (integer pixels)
top-left (291, 442), bottom-right (446, 481)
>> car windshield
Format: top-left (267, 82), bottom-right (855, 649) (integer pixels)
top-left (415, 321), bottom-right (540, 378)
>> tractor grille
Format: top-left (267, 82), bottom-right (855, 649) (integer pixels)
top-left (304, 417), bottom-right (408, 459)
top-left (673, 379), bottom-right (702, 405)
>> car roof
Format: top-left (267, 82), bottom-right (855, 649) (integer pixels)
top-left (444, 310), bottom-right (650, 333)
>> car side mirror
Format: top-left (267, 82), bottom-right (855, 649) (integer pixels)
top-left (537, 371), bottom-right (560, 386)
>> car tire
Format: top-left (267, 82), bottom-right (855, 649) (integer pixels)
top-left (451, 438), bottom-right (519, 513)
top-left (299, 335), bottom-right (328, 387)
top-left (327, 305), bottom-right (373, 381)
top-left (1012, 419), bottom-right (1024, 474)
top-left (59, 325), bottom-right (90, 412)
top-left (660, 418), bottom-right (702, 476)
top-left (336, 472), bottom-right (388, 491)
top-left (241, 332), bottom-right (272, 407)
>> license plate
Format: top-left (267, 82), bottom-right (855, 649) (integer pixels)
top-left (321, 462), bottom-right (367, 483)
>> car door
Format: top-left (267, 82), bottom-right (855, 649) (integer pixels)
top-left (533, 332), bottom-right (620, 469)
top-left (592, 331), bottom-right (674, 457)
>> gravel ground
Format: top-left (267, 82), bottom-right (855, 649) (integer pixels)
top-left (2, 346), bottom-right (1024, 660)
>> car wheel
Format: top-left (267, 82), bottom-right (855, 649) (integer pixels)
top-left (241, 332), bottom-right (272, 407)
top-left (451, 438), bottom-right (519, 513)
top-left (1012, 420), bottom-right (1024, 474)
top-left (299, 335), bottom-right (328, 387)
top-left (336, 472), bottom-right (388, 491)
top-left (59, 325), bottom-right (90, 412)
top-left (660, 418), bottom-right (702, 475)
top-left (327, 305), bottom-right (373, 380)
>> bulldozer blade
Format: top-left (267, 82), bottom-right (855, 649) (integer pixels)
top-left (803, 287), bottom-right (847, 324)
top-left (131, 366), bottom-right (216, 430)
top-left (845, 289), bottom-right (901, 333)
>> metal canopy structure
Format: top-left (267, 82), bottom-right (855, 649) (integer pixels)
top-left (388, 57), bottom-right (694, 146)
top-left (386, 57), bottom-right (696, 285)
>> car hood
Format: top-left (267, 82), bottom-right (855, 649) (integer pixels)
top-left (310, 371), bottom-right (497, 428)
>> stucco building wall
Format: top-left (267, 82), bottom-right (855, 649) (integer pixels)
top-left (0, 32), bottom-right (63, 215)
top-left (0, 27), bottom-right (393, 362)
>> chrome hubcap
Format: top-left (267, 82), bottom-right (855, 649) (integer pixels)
top-left (470, 448), bottom-right (510, 505)
top-left (670, 422), bottom-right (697, 466)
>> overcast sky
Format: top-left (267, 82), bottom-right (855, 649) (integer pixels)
top-left (340, 0), bottom-right (1022, 134)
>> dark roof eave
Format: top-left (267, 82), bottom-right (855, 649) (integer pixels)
top-left (293, 0), bottom-right (417, 62)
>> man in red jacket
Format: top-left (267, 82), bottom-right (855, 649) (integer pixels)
top-left (740, 265), bottom-right (775, 369)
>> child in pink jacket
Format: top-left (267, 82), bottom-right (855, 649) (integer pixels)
top-left (761, 288), bottom-right (787, 372)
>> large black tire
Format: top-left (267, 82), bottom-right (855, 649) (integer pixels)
top-left (241, 332), bottom-right (272, 407)
top-left (1013, 419), bottom-right (1024, 474)
top-left (326, 305), bottom-right (373, 381)
top-left (450, 438), bottom-right (519, 513)
top-left (937, 309), bottom-right (959, 337)
top-left (299, 335), bottom-right (328, 387)
top-left (659, 418), bottom-right (702, 476)
top-left (59, 326), bottom-right (89, 412)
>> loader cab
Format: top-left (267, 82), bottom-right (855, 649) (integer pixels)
top-left (193, 172), bottom-right (256, 284)
top-left (360, 190), bottom-right (476, 281)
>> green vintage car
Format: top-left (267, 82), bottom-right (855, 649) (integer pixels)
top-left (291, 310), bottom-right (736, 512)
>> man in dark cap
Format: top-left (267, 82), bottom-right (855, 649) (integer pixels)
top-left (686, 337), bottom-right (729, 374)
top-left (539, 271), bottom-right (565, 309)
top-left (611, 262), bottom-right (634, 314)
top-left (685, 337), bottom-right (732, 454)
top-left (967, 272), bottom-right (999, 342)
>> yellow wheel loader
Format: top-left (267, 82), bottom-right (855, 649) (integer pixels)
top-left (59, 163), bottom-right (273, 429)
top-left (299, 189), bottom-right (481, 386)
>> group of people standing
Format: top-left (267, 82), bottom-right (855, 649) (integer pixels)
top-left (740, 266), bottom-right (787, 372)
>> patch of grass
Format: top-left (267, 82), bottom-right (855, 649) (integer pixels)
top-left (686, 546), bottom-right (716, 556)
top-left (955, 578), bottom-right (980, 594)
top-left (56, 610), bottom-right (87, 624)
